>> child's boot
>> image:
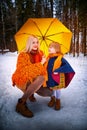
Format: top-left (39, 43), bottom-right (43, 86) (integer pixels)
top-left (16, 98), bottom-right (34, 117)
top-left (55, 99), bottom-right (61, 110)
top-left (48, 96), bottom-right (55, 107)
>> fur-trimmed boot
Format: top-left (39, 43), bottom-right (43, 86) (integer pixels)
top-left (16, 98), bottom-right (34, 117)
top-left (48, 96), bottom-right (55, 107)
top-left (55, 99), bottom-right (61, 110)
top-left (29, 94), bottom-right (36, 102)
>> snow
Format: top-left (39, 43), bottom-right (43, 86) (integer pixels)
top-left (0, 52), bottom-right (87, 130)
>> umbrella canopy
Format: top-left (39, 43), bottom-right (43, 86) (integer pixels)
top-left (15, 18), bottom-right (72, 56)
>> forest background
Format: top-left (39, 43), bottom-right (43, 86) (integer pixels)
top-left (0, 0), bottom-right (87, 57)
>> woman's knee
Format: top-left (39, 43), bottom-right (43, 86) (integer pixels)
top-left (38, 75), bottom-right (45, 82)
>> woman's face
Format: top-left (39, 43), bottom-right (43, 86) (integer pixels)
top-left (32, 38), bottom-right (39, 51)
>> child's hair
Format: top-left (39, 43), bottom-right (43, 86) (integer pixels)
top-left (49, 42), bottom-right (61, 53)
top-left (25, 35), bottom-right (40, 52)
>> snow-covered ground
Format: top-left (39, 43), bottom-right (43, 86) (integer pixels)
top-left (0, 52), bottom-right (87, 130)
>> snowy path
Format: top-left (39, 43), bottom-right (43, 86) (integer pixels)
top-left (0, 52), bottom-right (87, 130)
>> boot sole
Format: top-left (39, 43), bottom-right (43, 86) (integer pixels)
top-left (16, 108), bottom-right (34, 118)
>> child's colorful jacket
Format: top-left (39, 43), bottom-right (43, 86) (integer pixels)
top-left (44, 53), bottom-right (75, 90)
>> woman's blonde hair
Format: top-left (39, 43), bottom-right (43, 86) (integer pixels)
top-left (49, 42), bottom-right (61, 53)
top-left (25, 35), bottom-right (40, 52)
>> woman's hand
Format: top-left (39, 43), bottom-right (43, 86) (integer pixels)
top-left (41, 55), bottom-right (47, 65)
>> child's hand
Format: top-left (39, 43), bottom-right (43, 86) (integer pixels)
top-left (53, 72), bottom-right (58, 75)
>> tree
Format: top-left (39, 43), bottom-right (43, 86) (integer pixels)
top-left (0, 0), bottom-right (86, 56)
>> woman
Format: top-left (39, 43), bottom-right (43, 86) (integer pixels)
top-left (12, 35), bottom-right (46, 118)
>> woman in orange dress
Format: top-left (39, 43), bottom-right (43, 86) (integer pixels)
top-left (12, 35), bottom-right (46, 118)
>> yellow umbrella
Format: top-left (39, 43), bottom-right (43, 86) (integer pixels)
top-left (15, 18), bottom-right (72, 56)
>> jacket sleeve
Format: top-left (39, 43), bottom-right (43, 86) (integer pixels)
top-left (16, 52), bottom-right (46, 75)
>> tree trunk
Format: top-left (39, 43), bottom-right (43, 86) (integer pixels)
top-left (83, 27), bottom-right (86, 56)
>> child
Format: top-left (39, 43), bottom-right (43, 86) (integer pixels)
top-left (45, 42), bottom-right (75, 110)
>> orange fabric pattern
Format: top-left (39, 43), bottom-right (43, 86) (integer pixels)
top-left (12, 52), bottom-right (45, 87)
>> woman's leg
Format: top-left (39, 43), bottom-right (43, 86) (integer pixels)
top-left (36, 86), bottom-right (52, 97)
top-left (16, 75), bottom-right (44, 117)
top-left (29, 94), bottom-right (36, 102)
top-left (26, 82), bottom-right (36, 102)
top-left (22, 75), bottom-right (44, 99)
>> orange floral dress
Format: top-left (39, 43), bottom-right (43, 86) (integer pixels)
top-left (12, 52), bottom-right (46, 91)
